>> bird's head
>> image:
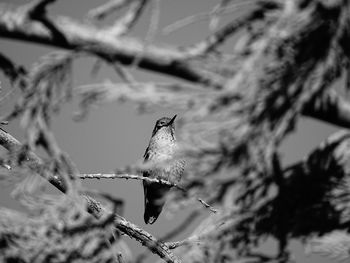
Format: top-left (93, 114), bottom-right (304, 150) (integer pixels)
top-left (152, 115), bottom-right (177, 136)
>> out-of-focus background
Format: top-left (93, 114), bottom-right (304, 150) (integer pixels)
top-left (0, 1), bottom-right (342, 262)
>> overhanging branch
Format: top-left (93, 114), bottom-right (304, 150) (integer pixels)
top-left (0, 4), bottom-right (224, 88)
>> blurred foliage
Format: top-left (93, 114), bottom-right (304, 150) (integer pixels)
top-left (0, 192), bottom-right (129, 263)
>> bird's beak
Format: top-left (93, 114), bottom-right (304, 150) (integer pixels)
top-left (168, 115), bottom-right (177, 125)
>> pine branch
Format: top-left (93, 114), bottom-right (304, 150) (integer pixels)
top-left (271, 131), bottom-right (350, 237)
top-left (74, 81), bottom-right (200, 120)
top-left (0, 129), bottom-right (181, 263)
top-left (22, 0), bottom-right (69, 45)
top-left (306, 231), bottom-right (350, 261)
top-left (302, 90), bottom-right (350, 128)
top-left (0, 4), bottom-right (223, 88)
top-left (0, 53), bottom-right (27, 84)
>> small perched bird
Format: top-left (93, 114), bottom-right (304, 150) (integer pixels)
top-left (142, 115), bottom-right (185, 224)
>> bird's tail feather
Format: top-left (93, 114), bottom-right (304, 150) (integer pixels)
top-left (143, 182), bottom-right (171, 224)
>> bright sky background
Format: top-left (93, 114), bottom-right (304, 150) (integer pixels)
top-left (0, 1), bottom-right (344, 262)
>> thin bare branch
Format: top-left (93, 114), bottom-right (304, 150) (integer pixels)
top-left (166, 238), bottom-right (202, 250)
top-left (116, 216), bottom-right (182, 263)
top-left (110, 63), bottom-right (137, 83)
top-left (198, 198), bottom-right (217, 213)
top-left (80, 173), bottom-right (180, 188)
top-left (80, 173), bottom-right (218, 213)
top-left (184, 6), bottom-right (269, 57)
top-left (145, 0), bottom-right (160, 42)
top-left (87, 0), bottom-right (129, 21)
top-left (160, 211), bottom-right (201, 242)
top-left (107, 0), bottom-right (147, 36)
top-left (131, 211), bottom-right (202, 261)
top-left (163, 0), bottom-right (257, 35)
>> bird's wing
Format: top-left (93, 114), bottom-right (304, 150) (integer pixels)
top-left (171, 159), bottom-right (185, 183)
top-left (143, 145), bottom-right (152, 178)
top-left (143, 146), bottom-right (150, 160)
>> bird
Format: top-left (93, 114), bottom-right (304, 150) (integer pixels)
top-left (142, 115), bottom-right (185, 224)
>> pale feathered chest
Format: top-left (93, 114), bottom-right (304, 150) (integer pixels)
top-left (143, 128), bottom-right (184, 183)
top-left (146, 128), bottom-right (176, 160)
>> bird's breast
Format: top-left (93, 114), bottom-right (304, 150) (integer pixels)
top-left (147, 142), bottom-right (176, 161)
top-left (147, 130), bottom-right (176, 159)
top-left (145, 134), bottom-right (183, 183)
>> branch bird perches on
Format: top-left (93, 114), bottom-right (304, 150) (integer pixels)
top-left (0, 129), bottom-right (181, 263)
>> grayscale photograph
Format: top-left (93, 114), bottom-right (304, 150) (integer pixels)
top-left (0, 1), bottom-right (349, 263)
